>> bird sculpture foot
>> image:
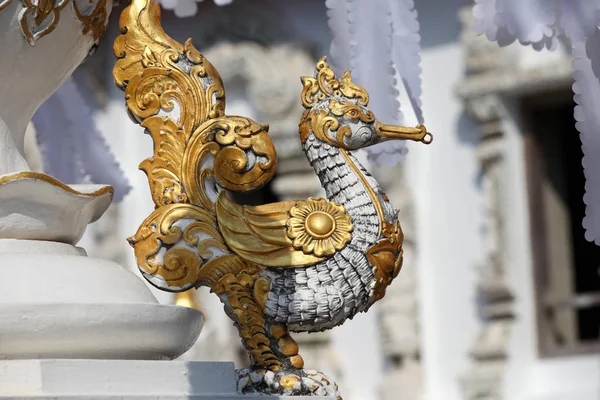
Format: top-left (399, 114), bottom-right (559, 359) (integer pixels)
top-left (236, 366), bottom-right (342, 398)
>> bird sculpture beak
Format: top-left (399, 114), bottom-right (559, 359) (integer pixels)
top-left (375, 122), bottom-right (433, 144)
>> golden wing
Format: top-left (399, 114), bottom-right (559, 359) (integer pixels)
top-left (115, 0), bottom-right (278, 291)
top-left (216, 193), bottom-right (353, 267)
top-left (113, 0), bottom-right (276, 208)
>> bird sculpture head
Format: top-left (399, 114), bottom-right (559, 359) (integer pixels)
top-left (299, 57), bottom-right (432, 150)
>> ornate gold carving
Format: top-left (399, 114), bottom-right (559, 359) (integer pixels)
top-left (0, 0), bottom-right (11, 12)
top-left (114, 0), bottom-right (276, 209)
top-left (287, 198), bottom-right (352, 257)
top-left (299, 98), bottom-right (377, 148)
top-left (207, 256), bottom-right (282, 371)
top-left (299, 108), bottom-right (351, 149)
top-left (128, 203), bottom-right (227, 289)
top-left (300, 57), bottom-right (368, 108)
top-left (183, 116), bottom-right (277, 194)
top-left (19, 0), bottom-right (68, 45)
top-left (328, 98), bottom-right (375, 123)
top-left (114, 1), bottom-right (429, 395)
top-left (367, 221), bottom-right (404, 302)
top-left (8, 0), bottom-right (109, 45)
top-left (280, 375), bottom-right (301, 389)
top-left (73, 0), bottom-right (109, 43)
top-left (299, 57), bottom-right (432, 149)
top-left (216, 192), bottom-right (327, 267)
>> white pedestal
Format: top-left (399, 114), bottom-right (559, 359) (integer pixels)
top-left (0, 240), bottom-right (204, 361)
top-left (0, 360), bottom-right (336, 399)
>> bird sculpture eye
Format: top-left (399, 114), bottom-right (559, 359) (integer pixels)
top-left (355, 126), bottom-right (373, 144)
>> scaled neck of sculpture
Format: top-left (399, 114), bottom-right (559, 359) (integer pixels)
top-left (303, 135), bottom-right (395, 236)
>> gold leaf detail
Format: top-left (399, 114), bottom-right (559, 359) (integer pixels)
top-left (205, 256), bottom-right (282, 371)
top-left (183, 116), bottom-right (277, 194)
top-left (367, 221), bottom-right (404, 302)
top-left (73, 0), bottom-right (109, 43)
top-left (299, 109), bottom-right (351, 149)
top-left (114, 0), bottom-right (225, 131)
top-left (286, 198), bottom-right (352, 258)
top-left (19, 0), bottom-right (68, 45)
top-left (128, 203), bottom-right (224, 289)
top-left (216, 193), bottom-right (328, 267)
top-left (139, 116), bottom-right (188, 206)
top-left (328, 98), bottom-right (374, 123)
top-left (300, 57), bottom-right (369, 109)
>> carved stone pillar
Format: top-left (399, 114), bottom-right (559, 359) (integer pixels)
top-left (374, 165), bottom-right (421, 400)
top-left (458, 8), bottom-right (515, 400)
top-left (461, 99), bottom-right (515, 400)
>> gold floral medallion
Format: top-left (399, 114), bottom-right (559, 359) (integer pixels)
top-left (286, 198), bottom-right (352, 257)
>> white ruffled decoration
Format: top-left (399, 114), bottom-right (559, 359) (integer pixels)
top-left (32, 76), bottom-right (131, 202)
top-left (575, 31), bottom-right (600, 244)
top-left (473, 0), bottom-right (600, 49)
top-left (326, 0), bottom-right (423, 167)
top-left (390, 0), bottom-right (423, 125)
top-left (472, 0), bottom-right (600, 242)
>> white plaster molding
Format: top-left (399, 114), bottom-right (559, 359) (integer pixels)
top-left (0, 176), bottom-right (112, 244)
top-left (0, 359), bottom-right (336, 399)
top-left (0, 0), bottom-right (112, 175)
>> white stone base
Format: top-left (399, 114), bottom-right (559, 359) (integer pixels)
top-left (0, 360), bottom-right (335, 399)
top-left (0, 242), bottom-right (204, 361)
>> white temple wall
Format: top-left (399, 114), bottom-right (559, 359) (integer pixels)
top-left (404, 1), bottom-right (482, 399)
top-left (406, 48), bottom-right (481, 400)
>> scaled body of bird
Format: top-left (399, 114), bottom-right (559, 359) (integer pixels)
top-left (114, 0), bottom-right (431, 397)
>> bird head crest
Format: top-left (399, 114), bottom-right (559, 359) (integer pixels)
top-left (300, 57), bottom-right (369, 109)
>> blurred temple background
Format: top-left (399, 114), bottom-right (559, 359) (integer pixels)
top-left (26, 0), bottom-right (600, 399)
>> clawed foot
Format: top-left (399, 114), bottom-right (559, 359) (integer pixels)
top-left (237, 367), bottom-right (342, 398)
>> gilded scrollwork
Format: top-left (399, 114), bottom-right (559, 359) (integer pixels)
top-left (300, 58), bottom-right (369, 108)
top-left (73, 0), bottom-right (109, 43)
top-left (128, 203), bottom-right (227, 289)
top-left (367, 221), bottom-right (404, 302)
top-left (183, 116), bottom-right (277, 194)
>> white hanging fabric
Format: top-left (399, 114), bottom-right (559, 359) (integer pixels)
top-left (575, 30), bottom-right (600, 245)
top-left (473, 0), bottom-right (600, 49)
top-left (471, 0), bottom-right (600, 243)
top-left (326, 0), bottom-right (424, 167)
top-left (32, 75), bottom-right (131, 202)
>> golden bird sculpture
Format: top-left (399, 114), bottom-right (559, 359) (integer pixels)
top-left (113, 0), bottom-right (432, 396)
